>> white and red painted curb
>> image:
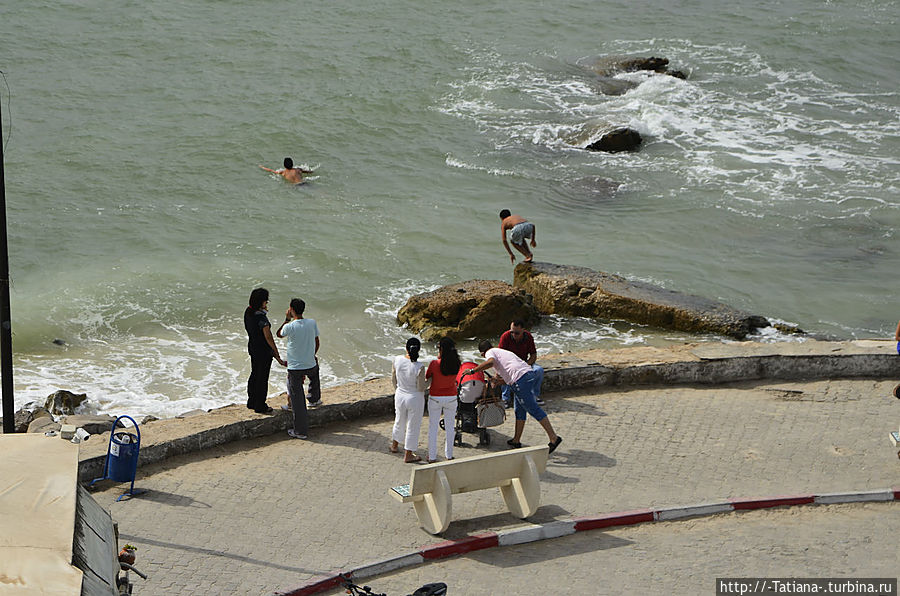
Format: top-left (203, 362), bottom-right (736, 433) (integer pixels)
top-left (274, 487), bottom-right (900, 596)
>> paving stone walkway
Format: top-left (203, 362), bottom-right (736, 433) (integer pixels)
top-left (90, 378), bottom-right (900, 595)
top-left (335, 501), bottom-right (898, 596)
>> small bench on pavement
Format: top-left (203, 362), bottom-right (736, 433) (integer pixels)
top-left (389, 445), bottom-right (549, 534)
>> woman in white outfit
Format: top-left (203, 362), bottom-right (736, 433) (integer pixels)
top-left (425, 337), bottom-right (461, 463)
top-left (390, 337), bottom-right (427, 463)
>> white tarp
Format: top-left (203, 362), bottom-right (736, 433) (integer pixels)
top-left (0, 434), bottom-right (83, 595)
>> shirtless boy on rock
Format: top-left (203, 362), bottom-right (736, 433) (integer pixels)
top-left (499, 209), bottom-right (536, 263)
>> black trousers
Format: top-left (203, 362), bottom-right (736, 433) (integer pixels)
top-left (247, 354), bottom-right (273, 411)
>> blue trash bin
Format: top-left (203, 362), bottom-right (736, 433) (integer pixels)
top-left (108, 429), bottom-right (139, 482)
top-left (90, 415), bottom-right (144, 500)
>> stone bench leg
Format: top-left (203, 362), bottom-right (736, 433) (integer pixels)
top-left (500, 453), bottom-right (541, 519)
top-left (414, 469), bottom-right (452, 535)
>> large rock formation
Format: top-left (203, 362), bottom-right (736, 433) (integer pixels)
top-left (397, 280), bottom-right (540, 341)
top-left (513, 262), bottom-right (770, 339)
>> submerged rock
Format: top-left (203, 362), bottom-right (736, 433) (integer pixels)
top-left (513, 262), bottom-right (770, 339)
top-left (582, 55), bottom-right (685, 79)
top-left (585, 127), bottom-right (643, 153)
top-left (397, 280), bottom-right (540, 341)
top-left (564, 120), bottom-right (643, 153)
top-left (587, 77), bottom-right (640, 96)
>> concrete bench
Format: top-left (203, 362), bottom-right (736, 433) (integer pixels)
top-left (389, 445), bottom-right (549, 534)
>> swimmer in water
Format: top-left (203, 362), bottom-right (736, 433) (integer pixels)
top-left (259, 157), bottom-right (313, 184)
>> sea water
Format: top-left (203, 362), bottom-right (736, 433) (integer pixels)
top-left (1, 0), bottom-right (897, 417)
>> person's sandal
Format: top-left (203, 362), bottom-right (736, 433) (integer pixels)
top-left (548, 436), bottom-right (563, 454)
top-left (506, 439), bottom-right (522, 449)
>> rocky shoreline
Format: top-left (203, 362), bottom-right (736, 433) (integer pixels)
top-left (397, 261), bottom-right (801, 341)
top-left (73, 339), bottom-right (898, 485)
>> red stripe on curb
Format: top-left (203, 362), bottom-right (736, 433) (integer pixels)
top-left (729, 494), bottom-right (814, 510)
top-left (419, 532), bottom-right (499, 560)
top-left (573, 509), bottom-right (654, 531)
top-left (893, 487), bottom-right (900, 500)
top-left (276, 573), bottom-right (345, 596)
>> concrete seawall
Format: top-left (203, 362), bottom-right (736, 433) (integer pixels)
top-left (77, 340), bottom-right (899, 484)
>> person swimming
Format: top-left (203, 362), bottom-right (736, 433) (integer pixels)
top-left (259, 157), bottom-right (313, 184)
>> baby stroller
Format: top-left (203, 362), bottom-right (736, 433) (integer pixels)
top-left (449, 362), bottom-right (504, 447)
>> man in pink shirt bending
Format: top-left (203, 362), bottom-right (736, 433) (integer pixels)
top-left (465, 340), bottom-right (562, 454)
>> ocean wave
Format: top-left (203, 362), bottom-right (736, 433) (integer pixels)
top-left (444, 154), bottom-right (521, 177)
top-left (438, 39), bottom-right (900, 223)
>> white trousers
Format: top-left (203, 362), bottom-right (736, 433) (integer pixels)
top-left (392, 390), bottom-right (424, 452)
top-left (427, 395), bottom-right (457, 461)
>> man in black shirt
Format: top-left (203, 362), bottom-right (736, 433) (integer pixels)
top-left (244, 288), bottom-right (286, 413)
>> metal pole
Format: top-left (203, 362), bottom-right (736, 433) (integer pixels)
top-left (0, 90), bottom-right (15, 434)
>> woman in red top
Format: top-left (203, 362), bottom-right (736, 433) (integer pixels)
top-left (425, 337), bottom-right (462, 463)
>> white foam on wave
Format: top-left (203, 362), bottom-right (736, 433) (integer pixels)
top-left (14, 318), bottom-right (347, 419)
top-left (8, 282), bottom-right (353, 418)
top-left (444, 154), bottom-right (520, 177)
top-left (14, 331), bottom-right (245, 419)
top-left (438, 40), bottom-right (900, 222)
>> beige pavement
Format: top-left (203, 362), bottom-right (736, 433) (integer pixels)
top-left (334, 502), bottom-right (898, 596)
top-left (90, 378), bottom-right (900, 595)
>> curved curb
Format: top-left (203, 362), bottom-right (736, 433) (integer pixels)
top-left (75, 341), bottom-right (898, 484)
top-left (274, 487), bottom-right (900, 596)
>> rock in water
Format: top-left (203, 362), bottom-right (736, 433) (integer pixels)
top-left (44, 390), bottom-right (88, 416)
top-left (397, 280), bottom-right (540, 341)
top-left (582, 55), bottom-right (672, 76)
top-left (513, 262), bottom-right (769, 339)
top-left (586, 127), bottom-right (643, 152)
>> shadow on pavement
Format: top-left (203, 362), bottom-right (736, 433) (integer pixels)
top-left (124, 489), bottom-right (212, 508)
top-left (550, 448), bottom-right (617, 469)
top-left (442, 505), bottom-right (575, 538)
top-left (118, 533), bottom-right (325, 575)
top-left (540, 470), bottom-right (581, 484)
top-left (543, 397), bottom-right (608, 416)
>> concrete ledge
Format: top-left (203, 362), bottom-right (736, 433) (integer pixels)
top-left (654, 502), bottom-right (734, 521)
top-left (814, 490), bottom-right (896, 505)
top-left (497, 520), bottom-right (576, 546)
top-left (78, 383), bottom-right (396, 484)
top-left (77, 340), bottom-right (899, 484)
top-left (352, 553), bottom-right (426, 580)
